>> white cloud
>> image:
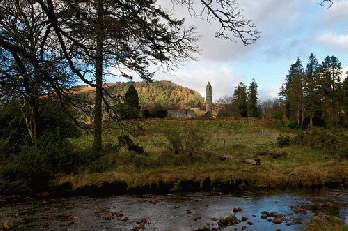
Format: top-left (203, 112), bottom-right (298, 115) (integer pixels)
top-left (111, 0), bottom-right (348, 104)
top-left (151, 61), bottom-right (243, 102)
top-left (258, 85), bottom-right (280, 103)
top-left (317, 31), bottom-right (348, 51)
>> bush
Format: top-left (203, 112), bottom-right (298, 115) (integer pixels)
top-left (142, 104), bottom-right (168, 118)
top-left (166, 128), bottom-right (207, 156)
top-left (0, 132), bottom-right (85, 192)
top-left (292, 127), bottom-right (348, 158)
top-left (277, 135), bottom-right (290, 148)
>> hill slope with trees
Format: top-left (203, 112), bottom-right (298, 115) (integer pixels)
top-left (75, 80), bottom-right (205, 110)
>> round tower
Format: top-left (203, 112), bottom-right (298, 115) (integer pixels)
top-left (206, 81), bottom-right (212, 115)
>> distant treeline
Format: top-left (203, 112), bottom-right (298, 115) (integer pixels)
top-left (216, 54), bottom-right (348, 128)
top-left (77, 80), bottom-right (205, 110)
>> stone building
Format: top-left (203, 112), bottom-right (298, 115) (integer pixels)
top-left (167, 108), bottom-right (196, 118)
top-left (206, 81), bottom-right (212, 114)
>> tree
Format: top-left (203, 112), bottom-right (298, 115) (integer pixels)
top-left (216, 96), bottom-right (236, 118)
top-left (2, 0), bottom-right (260, 153)
top-left (318, 55), bottom-right (342, 125)
top-left (342, 77), bottom-right (348, 126)
top-left (124, 85), bottom-right (140, 111)
top-left (304, 53), bottom-right (320, 127)
top-left (280, 58), bottom-right (304, 127)
top-left (233, 82), bottom-right (248, 117)
top-left (120, 84), bottom-right (140, 120)
top-left (247, 79), bottom-right (258, 117)
top-left (260, 99), bottom-right (284, 121)
top-left (0, 0), bottom-right (76, 146)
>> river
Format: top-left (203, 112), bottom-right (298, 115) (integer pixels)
top-left (1, 188), bottom-right (348, 230)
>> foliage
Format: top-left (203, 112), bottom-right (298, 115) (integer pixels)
top-left (118, 85), bottom-right (141, 120)
top-left (0, 133), bottom-right (80, 191)
top-left (280, 53), bottom-right (347, 128)
top-left (165, 127), bottom-right (208, 157)
top-left (233, 82), bottom-right (248, 117)
top-left (280, 57), bottom-right (305, 127)
top-left (217, 80), bottom-right (259, 118)
top-left (247, 79), bottom-right (259, 117)
top-left (277, 135), bottom-right (290, 148)
top-left (292, 127), bottom-right (348, 158)
top-left (101, 81), bottom-right (205, 110)
top-left (0, 98), bottom-right (81, 153)
top-left (142, 104), bottom-right (168, 119)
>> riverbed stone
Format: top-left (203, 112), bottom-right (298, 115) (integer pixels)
top-left (261, 214), bottom-right (268, 219)
top-left (272, 218), bottom-right (282, 224)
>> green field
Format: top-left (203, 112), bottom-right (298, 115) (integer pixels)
top-left (55, 118), bottom-right (348, 193)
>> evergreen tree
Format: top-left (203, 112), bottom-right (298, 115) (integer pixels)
top-left (280, 58), bottom-right (304, 127)
top-left (233, 82), bottom-right (248, 117)
top-left (342, 77), bottom-right (348, 125)
top-left (247, 79), bottom-right (258, 117)
top-left (319, 56), bottom-right (342, 125)
top-left (304, 53), bottom-right (320, 127)
top-left (119, 84), bottom-right (140, 120)
top-left (124, 85), bottom-right (140, 110)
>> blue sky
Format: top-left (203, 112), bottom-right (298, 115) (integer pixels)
top-left (112, 0), bottom-right (348, 102)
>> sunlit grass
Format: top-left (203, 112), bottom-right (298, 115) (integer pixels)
top-left (60, 119), bottom-right (348, 192)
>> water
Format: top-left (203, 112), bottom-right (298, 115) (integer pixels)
top-left (1, 188), bottom-right (348, 230)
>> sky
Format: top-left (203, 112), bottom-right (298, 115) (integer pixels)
top-left (111, 0), bottom-right (348, 103)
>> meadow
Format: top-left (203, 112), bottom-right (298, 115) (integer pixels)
top-left (56, 118), bottom-right (348, 194)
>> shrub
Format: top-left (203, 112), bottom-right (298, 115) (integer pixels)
top-left (277, 135), bottom-right (290, 148)
top-left (292, 127), bottom-right (348, 158)
top-left (0, 132), bottom-right (85, 192)
top-left (142, 104), bottom-right (168, 118)
top-left (165, 127), bottom-right (210, 161)
top-left (165, 131), bottom-right (184, 154)
top-left (166, 128), bottom-right (207, 156)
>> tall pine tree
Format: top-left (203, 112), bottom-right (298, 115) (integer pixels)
top-left (247, 79), bottom-right (258, 117)
top-left (304, 53), bottom-right (320, 127)
top-left (233, 82), bottom-right (248, 117)
top-left (280, 58), bottom-right (304, 127)
top-left (319, 56), bottom-right (342, 125)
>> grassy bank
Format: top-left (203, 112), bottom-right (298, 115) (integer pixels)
top-left (57, 119), bottom-right (348, 193)
top-left (1, 118), bottom-right (348, 195)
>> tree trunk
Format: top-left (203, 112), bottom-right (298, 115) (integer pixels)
top-left (93, 0), bottom-right (104, 154)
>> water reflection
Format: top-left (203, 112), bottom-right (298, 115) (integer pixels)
top-left (1, 188), bottom-right (347, 230)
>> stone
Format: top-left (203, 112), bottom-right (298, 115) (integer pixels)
top-left (261, 214), bottom-right (268, 219)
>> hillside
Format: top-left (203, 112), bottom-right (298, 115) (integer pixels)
top-left (74, 81), bottom-right (205, 109)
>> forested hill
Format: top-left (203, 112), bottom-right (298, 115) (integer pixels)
top-left (75, 81), bottom-right (205, 109)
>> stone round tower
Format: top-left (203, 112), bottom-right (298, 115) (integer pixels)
top-left (206, 81), bottom-right (212, 114)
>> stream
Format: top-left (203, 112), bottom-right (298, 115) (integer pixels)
top-left (1, 188), bottom-right (348, 230)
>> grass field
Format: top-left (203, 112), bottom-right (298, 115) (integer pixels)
top-left (58, 118), bottom-right (348, 193)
